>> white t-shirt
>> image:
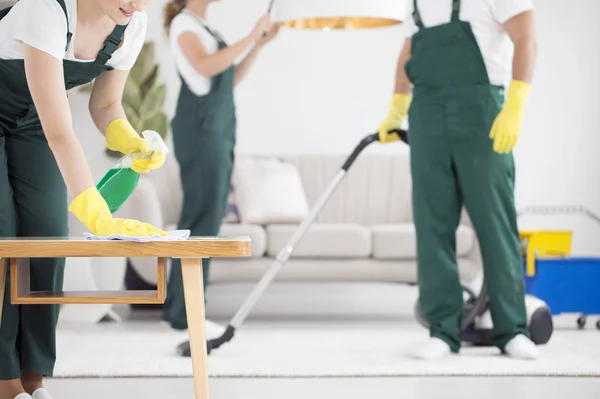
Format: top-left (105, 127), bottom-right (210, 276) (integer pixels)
top-left (404, 0), bottom-right (534, 86)
top-left (169, 10), bottom-right (220, 96)
top-left (0, 0), bottom-right (147, 70)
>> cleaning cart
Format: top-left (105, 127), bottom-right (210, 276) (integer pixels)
top-left (519, 210), bottom-right (600, 329)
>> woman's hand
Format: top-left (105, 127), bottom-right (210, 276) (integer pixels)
top-left (69, 187), bottom-right (167, 237)
top-left (251, 13), bottom-right (272, 41)
top-left (90, 69), bottom-right (166, 173)
top-left (257, 23), bottom-right (280, 46)
top-left (105, 118), bottom-right (166, 173)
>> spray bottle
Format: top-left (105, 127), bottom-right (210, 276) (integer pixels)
top-left (97, 130), bottom-right (169, 213)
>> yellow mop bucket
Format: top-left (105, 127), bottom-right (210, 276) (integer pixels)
top-left (519, 230), bottom-right (573, 277)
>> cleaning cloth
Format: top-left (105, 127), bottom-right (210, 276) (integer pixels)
top-left (83, 229), bottom-right (191, 242)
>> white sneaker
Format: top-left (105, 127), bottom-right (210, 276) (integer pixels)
top-left (32, 389), bottom-right (53, 399)
top-left (504, 334), bottom-right (539, 360)
top-left (14, 393), bottom-right (33, 399)
top-left (205, 319), bottom-right (226, 340)
top-left (409, 337), bottom-right (452, 360)
top-left (160, 319), bottom-right (226, 340)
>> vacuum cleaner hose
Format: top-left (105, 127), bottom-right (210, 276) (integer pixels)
top-left (195, 129), bottom-right (409, 356)
top-left (342, 130), bottom-right (408, 171)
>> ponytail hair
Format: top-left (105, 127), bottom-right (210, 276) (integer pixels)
top-left (164, 0), bottom-right (186, 35)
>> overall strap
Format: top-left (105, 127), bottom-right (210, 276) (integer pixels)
top-left (412, 0), bottom-right (424, 30)
top-left (182, 9), bottom-right (223, 42)
top-left (55, 0), bottom-right (73, 51)
top-left (94, 24), bottom-right (127, 65)
top-left (451, 0), bottom-right (461, 22)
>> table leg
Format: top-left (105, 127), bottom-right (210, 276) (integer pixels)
top-left (181, 257), bottom-right (209, 399)
top-left (0, 258), bottom-right (5, 328)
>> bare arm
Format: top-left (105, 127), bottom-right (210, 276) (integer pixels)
top-left (179, 31), bottom-right (257, 79)
top-left (234, 44), bottom-right (261, 86)
top-left (23, 44), bottom-right (95, 198)
top-left (88, 68), bottom-right (129, 134)
top-left (234, 24), bottom-right (280, 87)
top-left (394, 38), bottom-right (413, 94)
top-left (503, 10), bottom-right (537, 83)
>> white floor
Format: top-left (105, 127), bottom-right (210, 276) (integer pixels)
top-left (44, 376), bottom-right (600, 399)
top-left (46, 282), bottom-right (600, 398)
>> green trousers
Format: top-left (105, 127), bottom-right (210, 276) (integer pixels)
top-left (161, 140), bottom-right (233, 330)
top-left (0, 124), bottom-right (67, 380)
top-left (410, 85), bottom-right (529, 353)
top-left (161, 97), bottom-right (235, 330)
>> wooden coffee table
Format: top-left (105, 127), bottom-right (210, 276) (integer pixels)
top-left (0, 236), bottom-right (252, 399)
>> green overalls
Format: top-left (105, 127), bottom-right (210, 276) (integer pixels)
top-left (406, 0), bottom-right (529, 352)
top-left (162, 14), bottom-right (236, 330)
top-left (0, 0), bottom-right (127, 379)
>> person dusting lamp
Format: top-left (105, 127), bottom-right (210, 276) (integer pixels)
top-left (160, 0), bottom-right (278, 341)
top-left (378, 0), bottom-right (539, 360)
top-left (0, 0), bottom-right (166, 398)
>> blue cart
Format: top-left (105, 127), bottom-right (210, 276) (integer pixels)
top-left (525, 257), bottom-right (600, 329)
top-left (520, 230), bottom-right (600, 329)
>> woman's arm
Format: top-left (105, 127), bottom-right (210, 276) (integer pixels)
top-left (179, 14), bottom-right (271, 79)
top-left (234, 23), bottom-right (280, 87)
top-left (88, 67), bottom-right (166, 174)
top-left (23, 44), bottom-right (95, 198)
top-left (179, 32), bottom-right (256, 78)
top-left (233, 43), bottom-right (262, 87)
top-left (88, 68), bottom-right (130, 133)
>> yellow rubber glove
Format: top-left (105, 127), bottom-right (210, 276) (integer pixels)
top-left (377, 93), bottom-right (412, 143)
top-left (69, 187), bottom-right (167, 237)
top-left (489, 80), bottom-right (531, 154)
top-left (105, 118), bottom-right (166, 173)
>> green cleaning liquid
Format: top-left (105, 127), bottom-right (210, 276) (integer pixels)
top-left (96, 167), bottom-right (140, 213)
top-left (95, 130), bottom-right (170, 214)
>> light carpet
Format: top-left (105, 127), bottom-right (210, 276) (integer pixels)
top-left (53, 318), bottom-right (600, 378)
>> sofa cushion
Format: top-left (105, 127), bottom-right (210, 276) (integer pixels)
top-left (220, 223), bottom-right (267, 258)
top-left (232, 156), bottom-right (309, 224)
top-left (266, 224), bottom-right (371, 258)
top-left (371, 223), bottom-right (474, 259)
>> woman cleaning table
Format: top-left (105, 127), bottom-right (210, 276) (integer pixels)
top-left (0, 0), bottom-right (166, 398)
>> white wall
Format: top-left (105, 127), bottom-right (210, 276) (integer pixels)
top-left (69, 0), bottom-right (600, 254)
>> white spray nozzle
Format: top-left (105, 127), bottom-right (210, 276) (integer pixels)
top-left (141, 130), bottom-right (170, 157)
top-left (111, 130), bottom-right (170, 170)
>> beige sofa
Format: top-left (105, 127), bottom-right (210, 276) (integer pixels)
top-left (124, 147), bottom-right (482, 289)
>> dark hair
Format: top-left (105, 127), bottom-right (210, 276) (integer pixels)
top-left (164, 0), bottom-right (186, 35)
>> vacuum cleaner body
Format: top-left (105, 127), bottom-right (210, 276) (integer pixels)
top-left (413, 282), bottom-right (554, 348)
top-left (457, 294), bottom-right (554, 346)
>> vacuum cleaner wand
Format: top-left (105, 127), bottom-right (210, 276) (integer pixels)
top-left (185, 129), bottom-right (408, 357)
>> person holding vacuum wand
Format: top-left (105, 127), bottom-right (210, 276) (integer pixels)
top-left (0, 0), bottom-right (166, 398)
top-left (161, 0), bottom-right (279, 348)
top-left (377, 0), bottom-right (539, 360)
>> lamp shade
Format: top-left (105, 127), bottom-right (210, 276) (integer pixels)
top-left (272, 0), bottom-right (406, 30)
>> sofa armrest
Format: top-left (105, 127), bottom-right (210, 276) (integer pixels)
top-left (114, 176), bottom-right (165, 230)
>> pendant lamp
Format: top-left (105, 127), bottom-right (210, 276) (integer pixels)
top-left (272, 0), bottom-right (406, 30)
